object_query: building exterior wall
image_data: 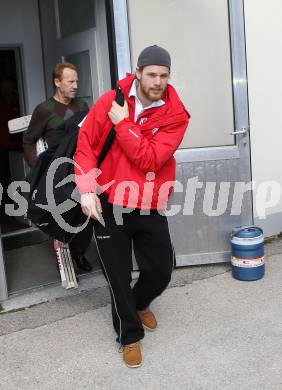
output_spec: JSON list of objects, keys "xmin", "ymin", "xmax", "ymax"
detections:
[
  {"xmin": 244, "ymin": 0, "xmax": 282, "ymax": 236},
  {"xmin": 0, "ymin": 0, "xmax": 45, "ymax": 113},
  {"xmin": 0, "ymin": 1, "xmax": 280, "ymax": 302}
]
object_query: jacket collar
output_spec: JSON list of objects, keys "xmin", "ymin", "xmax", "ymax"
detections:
[
  {"xmin": 128, "ymin": 79, "xmax": 165, "ymax": 109},
  {"xmin": 117, "ymin": 73, "xmax": 190, "ymax": 121}
]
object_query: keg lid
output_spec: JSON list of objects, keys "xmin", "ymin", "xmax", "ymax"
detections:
[{"xmin": 232, "ymin": 225, "xmax": 263, "ymax": 239}]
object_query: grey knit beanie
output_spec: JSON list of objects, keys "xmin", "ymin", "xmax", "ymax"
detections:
[{"xmin": 137, "ymin": 45, "xmax": 171, "ymax": 68}]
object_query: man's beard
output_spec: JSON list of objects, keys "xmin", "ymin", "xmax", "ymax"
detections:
[{"xmin": 139, "ymin": 82, "xmax": 164, "ymax": 102}]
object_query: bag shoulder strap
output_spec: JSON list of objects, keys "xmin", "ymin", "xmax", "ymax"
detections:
[{"xmin": 96, "ymin": 87, "xmax": 124, "ymax": 167}]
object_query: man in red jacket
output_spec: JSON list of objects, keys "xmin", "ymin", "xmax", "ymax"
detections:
[{"xmin": 74, "ymin": 45, "xmax": 190, "ymax": 368}]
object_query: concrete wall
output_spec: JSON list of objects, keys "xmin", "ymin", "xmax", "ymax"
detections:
[
  {"xmin": 0, "ymin": 0, "xmax": 45, "ymax": 113},
  {"xmin": 244, "ymin": 0, "xmax": 282, "ymax": 236}
]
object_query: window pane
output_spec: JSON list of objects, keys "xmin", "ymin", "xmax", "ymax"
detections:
[
  {"xmin": 57, "ymin": 0, "xmax": 95, "ymax": 38},
  {"xmin": 127, "ymin": 0, "xmax": 235, "ymax": 148}
]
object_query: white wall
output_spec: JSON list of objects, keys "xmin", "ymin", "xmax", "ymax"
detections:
[
  {"xmin": 244, "ymin": 0, "xmax": 282, "ymax": 236},
  {"xmin": 0, "ymin": 0, "xmax": 45, "ymax": 113}
]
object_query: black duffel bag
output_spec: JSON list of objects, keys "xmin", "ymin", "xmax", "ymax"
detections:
[{"xmin": 24, "ymin": 88, "xmax": 124, "ymax": 243}]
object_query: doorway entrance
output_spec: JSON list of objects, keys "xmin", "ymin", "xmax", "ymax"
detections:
[
  {"xmin": 0, "ymin": 0, "xmax": 113, "ymax": 301},
  {"xmin": 0, "ymin": 48, "xmax": 27, "ymax": 234},
  {"xmin": 0, "ymin": 48, "xmax": 56, "ymax": 296}
]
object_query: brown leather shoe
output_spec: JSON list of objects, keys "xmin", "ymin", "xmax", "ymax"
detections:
[
  {"xmin": 138, "ymin": 308, "xmax": 158, "ymax": 331},
  {"xmin": 123, "ymin": 342, "xmax": 142, "ymax": 368}
]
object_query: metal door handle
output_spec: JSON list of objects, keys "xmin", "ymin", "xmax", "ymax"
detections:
[{"xmin": 230, "ymin": 127, "xmax": 248, "ymax": 135}]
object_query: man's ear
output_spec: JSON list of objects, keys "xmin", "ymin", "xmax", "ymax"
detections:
[
  {"xmin": 136, "ymin": 68, "xmax": 141, "ymax": 80},
  {"xmin": 54, "ymin": 78, "xmax": 60, "ymax": 88}
]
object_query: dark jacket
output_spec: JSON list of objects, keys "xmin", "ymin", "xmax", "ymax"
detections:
[{"xmin": 25, "ymin": 110, "xmax": 89, "ymax": 243}]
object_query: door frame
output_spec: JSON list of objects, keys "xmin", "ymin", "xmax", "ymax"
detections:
[
  {"xmin": 112, "ymin": 0, "xmax": 131, "ymax": 79},
  {"xmin": 112, "ymin": 0, "xmax": 253, "ymax": 266}
]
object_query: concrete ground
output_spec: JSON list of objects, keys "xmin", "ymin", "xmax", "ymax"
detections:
[{"xmin": 0, "ymin": 239, "xmax": 281, "ymax": 390}]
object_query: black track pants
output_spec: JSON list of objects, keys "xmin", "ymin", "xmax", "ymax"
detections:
[
  {"xmin": 69, "ymin": 220, "xmax": 93, "ymax": 257},
  {"xmin": 93, "ymin": 197, "xmax": 175, "ymax": 346}
]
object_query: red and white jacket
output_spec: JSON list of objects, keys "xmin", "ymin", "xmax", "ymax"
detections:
[{"xmin": 74, "ymin": 73, "xmax": 190, "ymax": 209}]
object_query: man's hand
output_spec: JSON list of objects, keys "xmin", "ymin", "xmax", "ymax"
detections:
[
  {"xmin": 108, "ymin": 100, "xmax": 129, "ymax": 125},
  {"xmin": 80, "ymin": 192, "xmax": 102, "ymax": 220}
]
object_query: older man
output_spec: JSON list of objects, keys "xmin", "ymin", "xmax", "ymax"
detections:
[
  {"xmin": 74, "ymin": 45, "xmax": 190, "ymax": 367},
  {"xmin": 23, "ymin": 63, "xmax": 92, "ymax": 273}
]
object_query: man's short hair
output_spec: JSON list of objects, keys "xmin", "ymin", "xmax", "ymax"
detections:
[{"xmin": 52, "ymin": 62, "xmax": 77, "ymax": 86}]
